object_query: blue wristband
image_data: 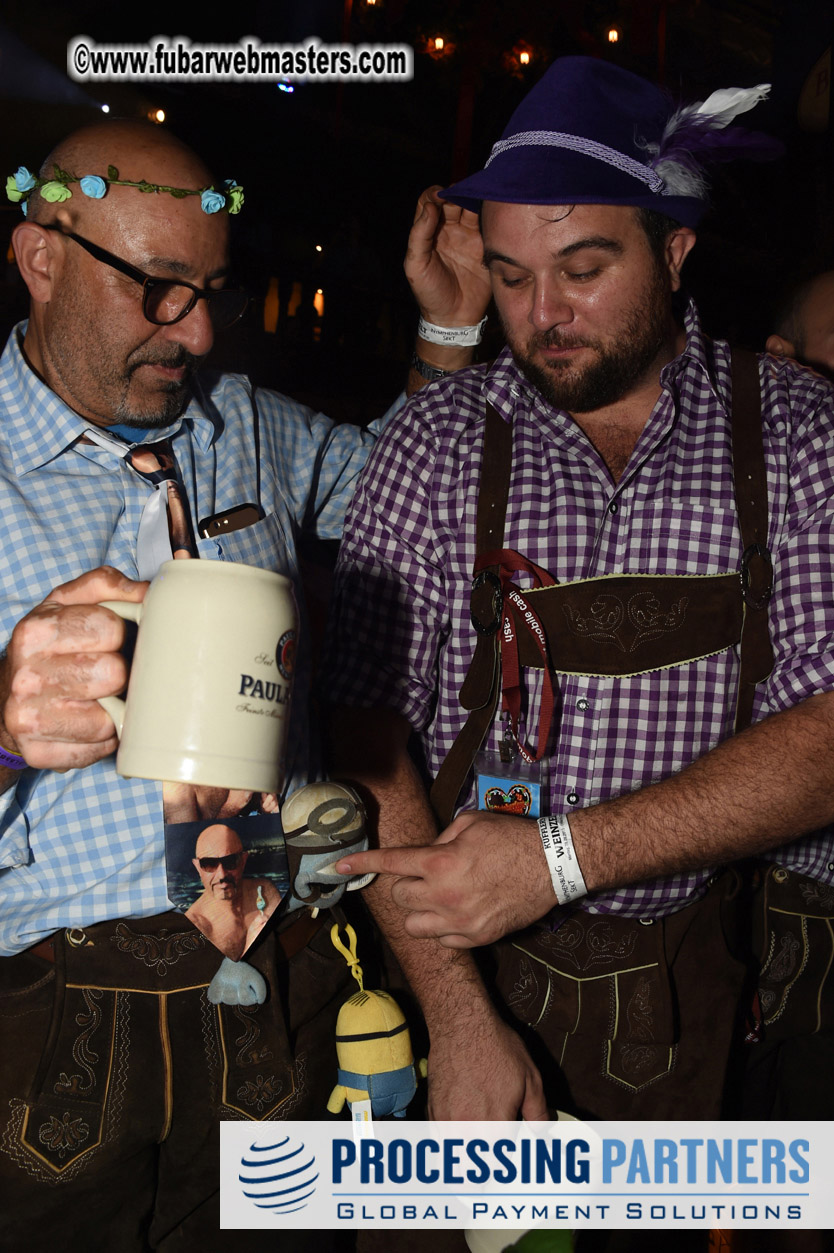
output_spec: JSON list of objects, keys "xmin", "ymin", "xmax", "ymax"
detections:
[{"xmin": 0, "ymin": 744, "xmax": 27, "ymax": 770}]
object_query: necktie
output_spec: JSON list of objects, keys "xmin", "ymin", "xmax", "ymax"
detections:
[
  {"xmin": 80, "ymin": 427, "xmax": 197, "ymax": 578},
  {"xmin": 125, "ymin": 442, "xmax": 198, "ymax": 575}
]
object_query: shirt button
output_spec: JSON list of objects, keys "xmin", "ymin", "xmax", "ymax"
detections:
[
  {"xmin": 509, "ymin": 384, "xmax": 520, "ymax": 397},
  {"xmin": 608, "ymin": 502, "xmax": 619, "ymax": 515},
  {"xmin": 577, "ymin": 698, "xmax": 591, "ymax": 712},
  {"xmin": 566, "ymin": 791, "xmax": 579, "ymax": 805},
  {"xmin": 828, "ymin": 862, "xmax": 834, "ymax": 873}
]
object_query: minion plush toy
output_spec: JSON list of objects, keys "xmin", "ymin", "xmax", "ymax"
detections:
[{"xmin": 327, "ymin": 924, "xmax": 426, "ymax": 1119}]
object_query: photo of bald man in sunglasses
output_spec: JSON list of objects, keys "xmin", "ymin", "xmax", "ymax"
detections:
[{"xmin": 186, "ymin": 824, "xmax": 280, "ymax": 960}]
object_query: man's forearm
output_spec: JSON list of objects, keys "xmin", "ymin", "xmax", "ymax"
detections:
[
  {"xmin": 334, "ymin": 692, "xmax": 834, "ymax": 950},
  {"xmin": 329, "ymin": 706, "xmax": 495, "ymax": 1028},
  {"xmin": 571, "ymin": 689, "xmax": 834, "ymax": 891}
]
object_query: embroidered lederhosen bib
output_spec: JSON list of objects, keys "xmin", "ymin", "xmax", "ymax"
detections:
[{"xmin": 430, "ymin": 348, "xmax": 774, "ymax": 827}]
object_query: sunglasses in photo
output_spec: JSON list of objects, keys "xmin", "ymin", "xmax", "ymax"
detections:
[{"xmin": 197, "ymin": 853, "xmax": 243, "ymax": 872}]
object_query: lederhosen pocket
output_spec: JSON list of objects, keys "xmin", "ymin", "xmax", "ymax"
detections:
[
  {"xmin": 495, "ymin": 910, "xmax": 676, "ymax": 1089},
  {"xmin": 4, "ymin": 914, "xmax": 317, "ymax": 1183},
  {"xmin": 755, "ymin": 864, "xmax": 834, "ymax": 1040},
  {"xmin": 493, "ymin": 870, "xmax": 746, "ymax": 1099}
]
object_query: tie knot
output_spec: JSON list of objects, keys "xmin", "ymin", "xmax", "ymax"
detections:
[{"xmin": 125, "ymin": 440, "xmax": 178, "ymax": 485}]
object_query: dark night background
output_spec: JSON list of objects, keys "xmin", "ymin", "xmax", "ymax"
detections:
[{"xmin": 1, "ymin": 0, "xmax": 833, "ymax": 422}]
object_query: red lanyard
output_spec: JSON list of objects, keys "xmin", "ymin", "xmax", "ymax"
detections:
[{"xmin": 474, "ymin": 549, "xmax": 556, "ymax": 763}]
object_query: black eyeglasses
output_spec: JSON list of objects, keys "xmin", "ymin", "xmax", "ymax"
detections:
[
  {"xmin": 41, "ymin": 223, "xmax": 248, "ymax": 330},
  {"xmin": 197, "ymin": 853, "xmax": 243, "ymax": 872}
]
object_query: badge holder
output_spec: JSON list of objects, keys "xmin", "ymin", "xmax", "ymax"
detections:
[{"xmin": 475, "ymin": 717, "xmax": 547, "ymax": 818}]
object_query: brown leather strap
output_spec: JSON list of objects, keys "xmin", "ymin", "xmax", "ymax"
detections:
[
  {"xmin": 26, "ymin": 935, "xmax": 57, "ymax": 963},
  {"xmin": 430, "ymin": 404, "xmax": 511, "ymax": 824},
  {"xmin": 730, "ymin": 347, "xmax": 774, "ymax": 732},
  {"xmin": 275, "ymin": 907, "xmax": 326, "ymax": 961}
]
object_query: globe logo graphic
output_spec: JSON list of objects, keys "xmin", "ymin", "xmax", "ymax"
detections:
[{"xmin": 239, "ymin": 1134, "xmax": 319, "ymax": 1214}]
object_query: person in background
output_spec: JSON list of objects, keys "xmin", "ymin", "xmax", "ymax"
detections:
[{"xmin": 766, "ymin": 268, "xmax": 834, "ymax": 379}]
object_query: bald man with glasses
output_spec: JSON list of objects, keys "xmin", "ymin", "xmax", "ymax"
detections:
[{"xmin": 0, "ymin": 119, "xmax": 486, "ymax": 1252}]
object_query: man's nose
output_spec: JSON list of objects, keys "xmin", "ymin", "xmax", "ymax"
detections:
[
  {"xmin": 529, "ymin": 280, "xmax": 573, "ymax": 331},
  {"xmin": 162, "ymin": 297, "xmax": 215, "ymax": 357}
]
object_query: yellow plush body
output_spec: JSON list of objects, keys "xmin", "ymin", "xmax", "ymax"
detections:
[{"xmin": 327, "ymin": 929, "xmax": 426, "ymax": 1118}]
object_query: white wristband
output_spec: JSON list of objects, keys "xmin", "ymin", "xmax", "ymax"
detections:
[
  {"xmin": 417, "ymin": 315, "xmax": 487, "ymax": 347},
  {"xmin": 538, "ymin": 814, "xmax": 588, "ymax": 906}
]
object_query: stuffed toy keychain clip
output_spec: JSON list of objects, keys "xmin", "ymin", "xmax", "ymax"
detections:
[{"xmin": 327, "ymin": 922, "xmax": 426, "ymax": 1122}]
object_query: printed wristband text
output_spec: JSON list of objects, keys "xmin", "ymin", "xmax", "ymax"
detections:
[
  {"xmin": 538, "ymin": 813, "xmax": 588, "ymax": 906},
  {"xmin": 417, "ymin": 316, "xmax": 487, "ymax": 347}
]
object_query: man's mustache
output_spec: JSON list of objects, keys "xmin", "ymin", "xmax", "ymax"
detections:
[
  {"xmin": 127, "ymin": 346, "xmax": 203, "ymax": 376},
  {"xmin": 533, "ymin": 331, "xmax": 594, "ymax": 352}
]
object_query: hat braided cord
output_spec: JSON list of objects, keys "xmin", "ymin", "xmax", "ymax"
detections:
[{"xmin": 485, "ymin": 130, "xmax": 667, "ymax": 193}]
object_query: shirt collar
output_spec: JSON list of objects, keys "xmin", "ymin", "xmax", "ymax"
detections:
[
  {"xmin": 481, "ymin": 298, "xmax": 728, "ymax": 422},
  {"xmin": 660, "ymin": 299, "xmax": 728, "ymax": 411},
  {"xmin": 0, "ymin": 323, "xmax": 218, "ymax": 476}
]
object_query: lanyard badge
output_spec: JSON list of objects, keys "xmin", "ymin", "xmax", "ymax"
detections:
[
  {"xmin": 472, "ymin": 548, "xmax": 557, "ymax": 819},
  {"xmin": 475, "ymin": 718, "xmax": 547, "ymax": 818}
]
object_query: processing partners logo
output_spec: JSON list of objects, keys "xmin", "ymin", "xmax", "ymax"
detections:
[
  {"xmin": 238, "ymin": 1133, "xmax": 318, "ymax": 1216},
  {"xmin": 222, "ymin": 1120, "xmax": 830, "ymax": 1231}
]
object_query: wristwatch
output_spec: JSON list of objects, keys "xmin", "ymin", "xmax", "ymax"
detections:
[{"xmin": 410, "ymin": 352, "xmax": 452, "ymax": 383}]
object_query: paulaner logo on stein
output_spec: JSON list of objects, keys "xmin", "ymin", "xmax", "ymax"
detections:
[
  {"xmin": 237, "ymin": 672, "xmax": 291, "ymax": 707},
  {"xmin": 99, "ymin": 560, "xmax": 299, "ymax": 795}
]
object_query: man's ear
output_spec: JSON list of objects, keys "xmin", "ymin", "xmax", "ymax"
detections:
[
  {"xmin": 12, "ymin": 220, "xmax": 63, "ymax": 304},
  {"xmin": 666, "ymin": 227, "xmax": 697, "ymax": 292},
  {"xmin": 766, "ymin": 333, "xmax": 796, "ymax": 359}
]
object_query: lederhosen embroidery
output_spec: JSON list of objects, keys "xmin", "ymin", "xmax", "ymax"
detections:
[{"xmin": 430, "ymin": 347, "xmax": 773, "ymax": 826}]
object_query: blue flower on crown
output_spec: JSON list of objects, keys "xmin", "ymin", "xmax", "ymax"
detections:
[
  {"xmin": 200, "ymin": 189, "xmax": 226, "ymax": 214},
  {"xmin": 80, "ymin": 175, "xmax": 107, "ymax": 200},
  {"xmin": 14, "ymin": 167, "xmax": 36, "ymax": 193}
]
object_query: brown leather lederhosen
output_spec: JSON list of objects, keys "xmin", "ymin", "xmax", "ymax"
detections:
[
  {"xmin": 429, "ymin": 348, "xmax": 774, "ymax": 1119},
  {"xmin": 431, "ymin": 346, "xmax": 773, "ymax": 826}
]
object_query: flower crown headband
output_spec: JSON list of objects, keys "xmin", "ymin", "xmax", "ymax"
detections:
[{"xmin": 6, "ymin": 165, "xmax": 244, "ymax": 216}]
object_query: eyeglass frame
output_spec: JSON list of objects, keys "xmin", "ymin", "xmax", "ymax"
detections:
[{"xmin": 39, "ymin": 222, "xmax": 249, "ymax": 329}]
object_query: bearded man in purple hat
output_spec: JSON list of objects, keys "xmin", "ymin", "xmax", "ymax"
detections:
[{"xmin": 326, "ymin": 55, "xmax": 834, "ymax": 1149}]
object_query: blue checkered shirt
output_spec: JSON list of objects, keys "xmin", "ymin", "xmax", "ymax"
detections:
[
  {"xmin": 327, "ymin": 303, "xmax": 834, "ymax": 919},
  {"xmin": 0, "ymin": 324, "xmax": 393, "ymax": 953}
]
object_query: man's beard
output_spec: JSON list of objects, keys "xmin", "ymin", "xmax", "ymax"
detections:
[
  {"xmin": 113, "ymin": 345, "xmax": 202, "ymax": 428},
  {"xmin": 503, "ymin": 266, "xmax": 671, "ymax": 414}
]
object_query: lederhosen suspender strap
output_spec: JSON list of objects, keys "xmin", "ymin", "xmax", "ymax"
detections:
[
  {"xmin": 430, "ymin": 347, "xmax": 774, "ymax": 827},
  {"xmin": 731, "ymin": 349, "xmax": 774, "ymax": 733},
  {"xmin": 430, "ymin": 412, "xmax": 512, "ymax": 827}
]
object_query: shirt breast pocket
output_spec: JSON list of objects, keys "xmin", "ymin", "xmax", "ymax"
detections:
[
  {"xmin": 195, "ymin": 510, "xmax": 296, "ymax": 578},
  {"xmin": 643, "ymin": 500, "xmax": 740, "ymax": 572}
]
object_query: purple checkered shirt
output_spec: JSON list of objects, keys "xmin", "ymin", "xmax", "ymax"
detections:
[{"xmin": 327, "ymin": 303, "xmax": 834, "ymax": 918}]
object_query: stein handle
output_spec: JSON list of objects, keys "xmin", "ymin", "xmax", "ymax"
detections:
[{"xmin": 96, "ymin": 600, "xmax": 144, "ymax": 737}]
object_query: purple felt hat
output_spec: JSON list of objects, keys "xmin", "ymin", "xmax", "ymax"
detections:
[{"xmin": 441, "ymin": 57, "xmax": 774, "ymax": 227}]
